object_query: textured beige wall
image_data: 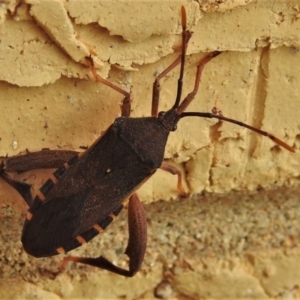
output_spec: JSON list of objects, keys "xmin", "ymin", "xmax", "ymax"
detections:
[{"xmin": 0, "ymin": 0, "xmax": 300, "ymax": 299}]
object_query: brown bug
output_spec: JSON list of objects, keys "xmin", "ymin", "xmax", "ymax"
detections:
[{"xmin": 0, "ymin": 6, "xmax": 294, "ymax": 277}]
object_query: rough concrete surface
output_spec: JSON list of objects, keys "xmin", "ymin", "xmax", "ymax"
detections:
[{"xmin": 0, "ymin": 0, "xmax": 300, "ymax": 299}]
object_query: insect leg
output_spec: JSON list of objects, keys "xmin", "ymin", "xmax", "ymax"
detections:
[
  {"xmin": 2, "ymin": 150, "xmax": 78, "ymax": 173},
  {"xmin": 60, "ymin": 193, "xmax": 147, "ymax": 277},
  {"xmin": 176, "ymin": 51, "xmax": 221, "ymax": 114},
  {"xmin": 160, "ymin": 161, "xmax": 188, "ymax": 196},
  {"xmin": 0, "ymin": 150, "xmax": 78, "ymax": 206},
  {"xmin": 87, "ymin": 56, "xmax": 132, "ymax": 117},
  {"xmin": 152, "ymin": 56, "xmax": 182, "ymax": 117},
  {"xmin": 0, "ymin": 171, "xmax": 33, "ymax": 206}
]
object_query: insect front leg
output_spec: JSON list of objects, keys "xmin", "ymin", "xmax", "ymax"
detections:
[
  {"xmin": 160, "ymin": 161, "xmax": 189, "ymax": 197},
  {"xmin": 60, "ymin": 193, "xmax": 147, "ymax": 277},
  {"xmin": 176, "ymin": 51, "xmax": 221, "ymax": 114}
]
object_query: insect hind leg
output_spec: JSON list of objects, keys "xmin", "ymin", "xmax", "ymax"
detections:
[
  {"xmin": 1, "ymin": 171, "xmax": 33, "ymax": 206},
  {"xmin": 0, "ymin": 150, "xmax": 78, "ymax": 206},
  {"xmin": 60, "ymin": 193, "xmax": 147, "ymax": 277}
]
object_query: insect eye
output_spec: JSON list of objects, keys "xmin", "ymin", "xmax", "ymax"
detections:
[{"xmin": 158, "ymin": 111, "xmax": 165, "ymax": 117}]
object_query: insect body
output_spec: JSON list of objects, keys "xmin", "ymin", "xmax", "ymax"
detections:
[
  {"xmin": 23, "ymin": 116, "xmax": 170, "ymax": 256},
  {"xmin": 0, "ymin": 7, "xmax": 294, "ymax": 277}
]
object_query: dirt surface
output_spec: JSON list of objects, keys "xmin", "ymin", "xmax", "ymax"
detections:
[{"xmin": 1, "ymin": 185, "xmax": 300, "ymax": 299}]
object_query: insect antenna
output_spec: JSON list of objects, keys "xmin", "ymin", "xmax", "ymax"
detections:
[
  {"xmin": 172, "ymin": 12, "xmax": 294, "ymax": 153},
  {"xmin": 172, "ymin": 6, "xmax": 189, "ymax": 110},
  {"xmin": 157, "ymin": 7, "xmax": 294, "ymax": 153},
  {"xmin": 180, "ymin": 112, "xmax": 295, "ymax": 152}
]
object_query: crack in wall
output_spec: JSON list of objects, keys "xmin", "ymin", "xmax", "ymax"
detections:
[
  {"xmin": 208, "ymin": 121, "xmax": 222, "ymax": 188},
  {"xmin": 247, "ymin": 47, "xmax": 269, "ymax": 158}
]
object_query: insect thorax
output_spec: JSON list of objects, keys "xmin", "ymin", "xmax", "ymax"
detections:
[{"xmin": 114, "ymin": 117, "xmax": 170, "ymax": 169}]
